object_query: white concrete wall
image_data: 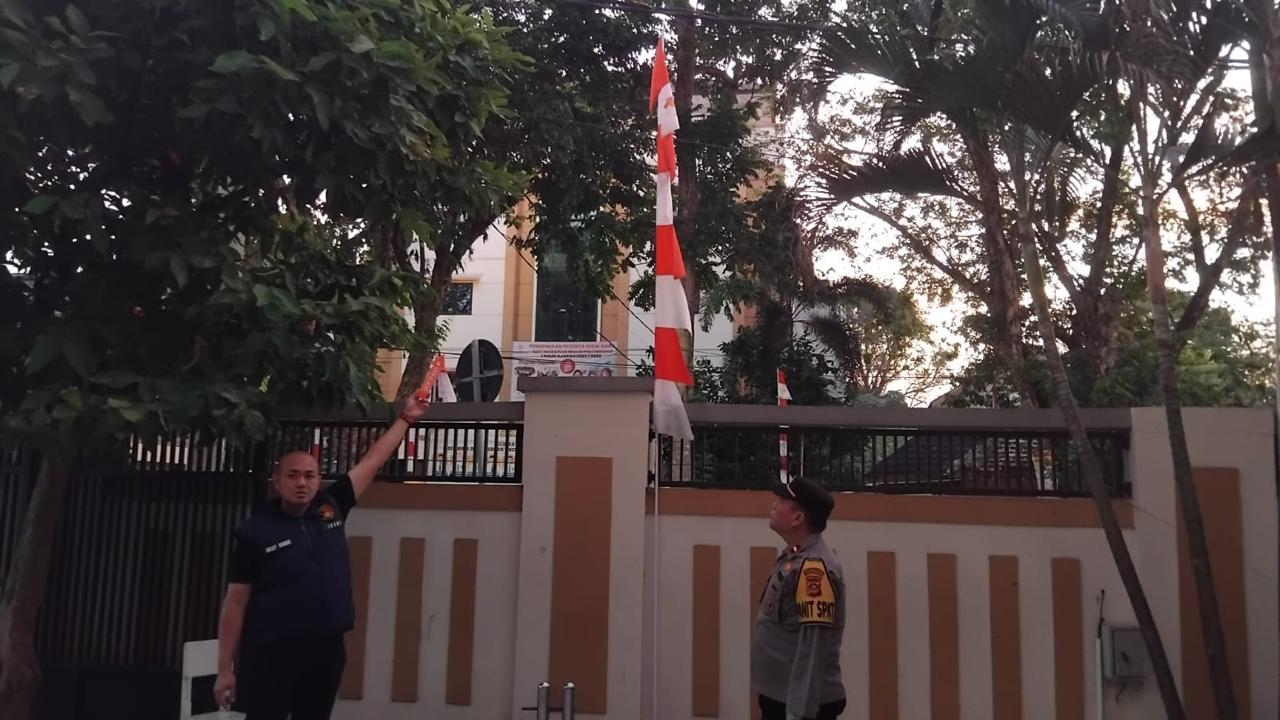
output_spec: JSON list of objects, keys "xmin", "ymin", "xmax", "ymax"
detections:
[
  {"xmin": 333, "ymin": 507, "xmax": 522, "ymax": 720},
  {"xmin": 638, "ymin": 408, "xmax": 1278, "ymax": 720},
  {"xmin": 1129, "ymin": 407, "xmax": 1279, "ymax": 720}
]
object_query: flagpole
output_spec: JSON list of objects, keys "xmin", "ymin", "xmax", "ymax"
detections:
[
  {"xmin": 652, "ymin": 441, "xmax": 661, "ymax": 720},
  {"xmin": 648, "ymin": 36, "xmax": 694, "ymax": 720}
]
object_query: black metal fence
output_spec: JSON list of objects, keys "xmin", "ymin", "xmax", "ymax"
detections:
[
  {"xmin": 271, "ymin": 419, "xmax": 522, "ymax": 484},
  {"xmin": 656, "ymin": 407, "xmax": 1132, "ymax": 498}
]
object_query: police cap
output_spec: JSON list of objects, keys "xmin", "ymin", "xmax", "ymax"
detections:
[{"xmin": 772, "ymin": 476, "xmax": 835, "ymax": 527}]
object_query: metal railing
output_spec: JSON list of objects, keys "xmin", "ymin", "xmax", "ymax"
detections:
[
  {"xmin": 655, "ymin": 406, "xmax": 1131, "ymax": 498},
  {"xmin": 118, "ymin": 404, "xmax": 526, "ymax": 484}
]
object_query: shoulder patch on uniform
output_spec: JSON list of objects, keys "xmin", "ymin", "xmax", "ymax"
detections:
[{"xmin": 795, "ymin": 558, "xmax": 837, "ymax": 626}]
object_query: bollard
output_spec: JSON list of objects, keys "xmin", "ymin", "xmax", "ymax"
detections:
[
  {"xmin": 536, "ymin": 682, "xmax": 551, "ymax": 720},
  {"xmin": 561, "ymin": 682, "xmax": 575, "ymax": 720}
]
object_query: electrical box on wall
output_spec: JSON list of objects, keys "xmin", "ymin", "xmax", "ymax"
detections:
[{"xmin": 1102, "ymin": 625, "xmax": 1147, "ymax": 680}]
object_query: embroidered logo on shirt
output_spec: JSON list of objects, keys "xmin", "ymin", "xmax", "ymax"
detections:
[
  {"xmin": 265, "ymin": 539, "xmax": 292, "ymax": 554},
  {"xmin": 795, "ymin": 558, "xmax": 837, "ymax": 626},
  {"xmin": 317, "ymin": 504, "xmax": 336, "ymax": 521},
  {"xmin": 325, "ymin": 520, "xmax": 343, "ymax": 530}
]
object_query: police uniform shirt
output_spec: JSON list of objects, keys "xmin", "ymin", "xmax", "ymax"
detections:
[
  {"xmin": 751, "ymin": 534, "xmax": 846, "ymax": 718},
  {"xmin": 229, "ymin": 475, "xmax": 358, "ymax": 647}
]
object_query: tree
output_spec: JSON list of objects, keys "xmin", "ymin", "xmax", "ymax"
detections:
[
  {"xmin": 798, "ymin": 0, "xmax": 1266, "ymax": 408},
  {"xmin": 805, "ymin": 282, "xmax": 948, "ymax": 405},
  {"xmin": 0, "ymin": 1, "xmax": 521, "ymax": 716},
  {"xmin": 653, "ymin": 0, "xmax": 833, "ymax": 371},
  {"xmin": 1009, "ymin": 117, "xmax": 1185, "ymax": 716},
  {"xmin": 1122, "ymin": 0, "xmax": 1262, "ymax": 710},
  {"xmin": 384, "ymin": 0, "xmax": 660, "ymax": 399}
]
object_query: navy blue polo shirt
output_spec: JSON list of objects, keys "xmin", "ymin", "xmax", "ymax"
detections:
[{"xmin": 229, "ymin": 476, "xmax": 357, "ymax": 646}]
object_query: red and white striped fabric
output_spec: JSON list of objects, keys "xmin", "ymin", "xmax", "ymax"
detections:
[
  {"xmin": 778, "ymin": 369, "xmax": 791, "ymax": 482},
  {"xmin": 649, "ymin": 38, "xmax": 693, "ymax": 441}
]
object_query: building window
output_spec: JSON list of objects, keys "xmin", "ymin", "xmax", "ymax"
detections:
[
  {"xmin": 441, "ymin": 282, "xmax": 473, "ymax": 316},
  {"xmin": 535, "ymin": 247, "xmax": 598, "ymax": 342}
]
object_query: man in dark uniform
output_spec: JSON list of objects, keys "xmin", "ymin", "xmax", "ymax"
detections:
[
  {"xmin": 752, "ymin": 476, "xmax": 847, "ymax": 720},
  {"xmin": 213, "ymin": 396, "xmax": 427, "ymax": 719}
]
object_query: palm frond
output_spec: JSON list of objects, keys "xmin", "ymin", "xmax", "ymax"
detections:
[
  {"xmin": 1191, "ymin": 1, "xmax": 1250, "ymax": 74},
  {"xmin": 1173, "ymin": 97, "xmax": 1233, "ymax": 175},
  {"xmin": 805, "ymin": 311, "xmax": 864, "ymax": 377},
  {"xmin": 876, "ymin": 56, "xmax": 1006, "ymax": 138},
  {"xmin": 822, "ymin": 277, "xmax": 901, "ymax": 315},
  {"xmin": 1189, "ymin": 125, "xmax": 1280, "ymax": 175},
  {"xmin": 810, "ymin": 147, "xmax": 969, "ymax": 206},
  {"xmin": 1015, "ymin": 0, "xmax": 1108, "ymax": 44},
  {"xmin": 999, "ymin": 53, "xmax": 1100, "ymax": 155},
  {"xmin": 802, "ymin": 24, "xmax": 924, "ymax": 106}
]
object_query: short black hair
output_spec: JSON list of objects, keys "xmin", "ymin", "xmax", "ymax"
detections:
[{"xmin": 804, "ymin": 510, "xmax": 828, "ymax": 534}]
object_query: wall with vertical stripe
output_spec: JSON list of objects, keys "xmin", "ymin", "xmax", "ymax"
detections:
[
  {"xmin": 333, "ymin": 486, "xmax": 522, "ymax": 720},
  {"xmin": 326, "ymin": 407, "xmax": 1277, "ymax": 720}
]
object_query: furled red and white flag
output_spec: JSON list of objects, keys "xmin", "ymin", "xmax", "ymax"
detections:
[
  {"xmin": 777, "ymin": 368, "xmax": 792, "ymax": 403},
  {"xmin": 778, "ymin": 369, "xmax": 790, "ymax": 482},
  {"xmin": 650, "ymin": 38, "xmax": 693, "ymax": 441}
]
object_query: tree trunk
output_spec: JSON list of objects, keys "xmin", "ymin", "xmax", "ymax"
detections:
[
  {"xmin": 0, "ymin": 453, "xmax": 73, "ymax": 720},
  {"xmin": 394, "ymin": 241, "xmax": 453, "ymax": 401},
  {"xmin": 1246, "ymin": 10, "xmax": 1280, "ymax": 716},
  {"xmin": 672, "ymin": 13, "xmax": 700, "ymax": 375},
  {"xmin": 956, "ymin": 118, "xmax": 1034, "ymax": 405},
  {"xmin": 1072, "ymin": 109, "xmax": 1131, "ymax": 389},
  {"xmin": 1011, "ymin": 150, "xmax": 1186, "ymax": 717},
  {"xmin": 1142, "ymin": 186, "xmax": 1239, "ymax": 719}
]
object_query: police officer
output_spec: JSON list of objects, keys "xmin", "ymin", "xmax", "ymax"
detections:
[
  {"xmin": 752, "ymin": 476, "xmax": 847, "ymax": 720},
  {"xmin": 212, "ymin": 396, "xmax": 428, "ymax": 719}
]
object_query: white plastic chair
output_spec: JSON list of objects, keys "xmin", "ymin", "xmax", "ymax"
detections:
[{"xmin": 180, "ymin": 639, "xmax": 245, "ymax": 720}]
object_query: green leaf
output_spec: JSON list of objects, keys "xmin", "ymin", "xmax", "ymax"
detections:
[
  {"xmin": 62, "ymin": 332, "xmax": 96, "ymax": 378},
  {"xmin": 106, "ymin": 396, "xmax": 131, "ymax": 409},
  {"xmin": 93, "ymin": 371, "xmax": 139, "ymax": 388},
  {"xmin": 253, "ymin": 285, "xmax": 271, "ymax": 307},
  {"xmin": 170, "ymin": 255, "xmax": 189, "ymax": 287},
  {"xmin": 277, "ymin": 0, "xmax": 318, "ymax": 22},
  {"xmin": 306, "ymin": 86, "xmax": 331, "ymax": 130},
  {"xmin": 303, "ymin": 52, "xmax": 336, "ymax": 72},
  {"xmin": 259, "ymin": 55, "xmax": 298, "ymax": 81},
  {"xmin": 118, "ymin": 405, "xmax": 147, "ymax": 423},
  {"xmin": 22, "ymin": 195, "xmax": 57, "ymax": 214},
  {"xmin": 348, "ymin": 35, "xmax": 376, "ymax": 53},
  {"xmin": 66, "ymin": 85, "xmax": 113, "ymax": 125},
  {"xmin": 210, "ymin": 50, "xmax": 258, "ymax": 74},
  {"xmin": 0, "ymin": 62, "xmax": 19, "ymax": 89},
  {"xmin": 257, "ymin": 16, "xmax": 276, "ymax": 41},
  {"xmin": 52, "ymin": 404, "xmax": 78, "ymax": 420},
  {"xmin": 64, "ymin": 4, "xmax": 89, "ymax": 35},
  {"xmin": 60, "ymin": 387, "xmax": 83, "ymax": 409},
  {"xmin": 25, "ymin": 332, "xmax": 60, "ymax": 374}
]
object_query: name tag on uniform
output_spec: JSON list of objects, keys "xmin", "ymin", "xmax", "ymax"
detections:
[
  {"xmin": 325, "ymin": 520, "xmax": 343, "ymax": 531},
  {"xmin": 265, "ymin": 539, "xmax": 292, "ymax": 554}
]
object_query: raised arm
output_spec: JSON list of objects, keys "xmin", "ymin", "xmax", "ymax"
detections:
[{"xmin": 347, "ymin": 395, "xmax": 429, "ymax": 498}]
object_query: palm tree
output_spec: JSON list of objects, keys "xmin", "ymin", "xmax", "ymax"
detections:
[{"xmin": 798, "ymin": 0, "xmax": 1195, "ymax": 714}]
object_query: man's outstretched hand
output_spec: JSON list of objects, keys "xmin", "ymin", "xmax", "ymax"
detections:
[{"xmin": 401, "ymin": 393, "xmax": 429, "ymax": 423}]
